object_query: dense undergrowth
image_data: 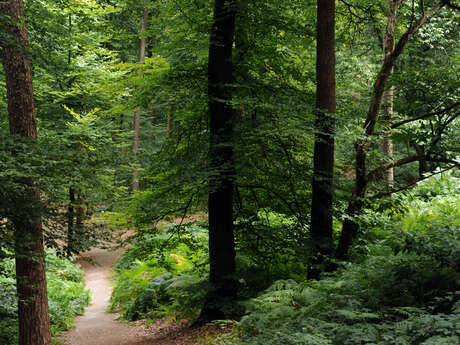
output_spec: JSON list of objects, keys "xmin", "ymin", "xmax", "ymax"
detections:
[
  {"xmin": 110, "ymin": 213, "xmax": 311, "ymax": 322},
  {"xmin": 110, "ymin": 223, "xmax": 210, "ymax": 321},
  {"xmin": 112, "ymin": 173, "xmax": 460, "ymax": 344},
  {"xmin": 0, "ymin": 250, "xmax": 90, "ymax": 345},
  {"xmin": 204, "ymin": 174, "xmax": 460, "ymax": 345}
]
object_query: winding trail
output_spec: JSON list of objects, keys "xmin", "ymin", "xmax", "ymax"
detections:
[
  {"xmin": 61, "ymin": 247, "xmax": 150, "ymax": 345},
  {"xmin": 60, "ymin": 245, "xmax": 227, "ymax": 345}
]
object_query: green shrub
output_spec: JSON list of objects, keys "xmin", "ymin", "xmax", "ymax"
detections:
[
  {"xmin": 238, "ymin": 274, "xmax": 460, "ymax": 344},
  {"xmin": 45, "ymin": 252, "xmax": 85, "ymax": 282},
  {"xmin": 0, "ymin": 250, "xmax": 90, "ymax": 345},
  {"xmin": 236, "ymin": 182, "xmax": 460, "ymax": 345},
  {"xmin": 111, "ymin": 224, "xmax": 209, "ymax": 321},
  {"xmin": 47, "ymin": 273, "xmax": 90, "ymax": 333}
]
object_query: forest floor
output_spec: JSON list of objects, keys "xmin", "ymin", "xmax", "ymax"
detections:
[{"xmin": 59, "ymin": 245, "xmax": 226, "ymax": 345}]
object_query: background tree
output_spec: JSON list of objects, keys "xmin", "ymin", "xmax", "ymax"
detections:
[{"xmin": 132, "ymin": 2, "xmax": 150, "ymax": 192}]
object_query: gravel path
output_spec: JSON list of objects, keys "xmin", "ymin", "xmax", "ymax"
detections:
[{"xmin": 60, "ymin": 246, "xmax": 230, "ymax": 345}]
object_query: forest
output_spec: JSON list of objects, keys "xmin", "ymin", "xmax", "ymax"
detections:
[{"xmin": 0, "ymin": 0, "xmax": 459, "ymax": 344}]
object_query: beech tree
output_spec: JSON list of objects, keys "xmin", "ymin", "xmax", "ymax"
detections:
[
  {"xmin": 198, "ymin": 0, "xmax": 238, "ymax": 323},
  {"xmin": 0, "ymin": 0, "xmax": 52, "ymax": 343},
  {"xmin": 308, "ymin": 0, "xmax": 336, "ymax": 279}
]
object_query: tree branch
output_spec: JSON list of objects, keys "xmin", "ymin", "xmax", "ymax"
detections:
[
  {"xmin": 367, "ymin": 154, "xmax": 425, "ymax": 182},
  {"xmin": 391, "ymin": 102, "xmax": 460, "ymax": 128},
  {"xmin": 363, "ymin": 0, "xmax": 447, "ymax": 136},
  {"xmin": 367, "ymin": 154, "xmax": 459, "ymax": 182},
  {"xmin": 369, "ymin": 165, "xmax": 457, "ymax": 199}
]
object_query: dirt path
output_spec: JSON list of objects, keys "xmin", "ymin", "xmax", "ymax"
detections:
[
  {"xmin": 61, "ymin": 247, "xmax": 149, "ymax": 345},
  {"xmin": 60, "ymin": 246, "xmax": 229, "ymax": 345}
]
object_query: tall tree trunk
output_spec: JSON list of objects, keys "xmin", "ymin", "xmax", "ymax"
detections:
[
  {"xmin": 308, "ymin": 0, "xmax": 336, "ymax": 279},
  {"xmin": 380, "ymin": 85, "xmax": 394, "ymax": 185},
  {"xmin": 67, "ymin": 16, "xmax": 75, "ymax": 258},
  {"xmin": 132, "ymin": 4, "xmax": 149, "ymax": 191},
  {"xmin": 1, "ymin": 1, "xmax": 52, "ymax": 344},
  {"xmin": 67, "ymin": 186, "xmax": 75, "ymax": 257},
  {"xmin": 380, "ymin": 2, "xmax": 396, "ymax": 187},
  {"xmin": 197, "ymin": 0, "xmax": 237, "ymax": 324},
  {"xmin": 336, "ymin": 0, "xmax": 447, "ymax": 260}
]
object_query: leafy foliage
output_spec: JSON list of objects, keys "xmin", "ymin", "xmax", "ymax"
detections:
[
  {"xmin": 110, "ymin": 224, "xmax": 209, "ymax": 321},
  {"xmin": 203, "ymin": 178, "xmax": 460, "ymax": 344},
  {"xmin": 0, "ymin": 250, "xmax": 90, "ymax": 345}
]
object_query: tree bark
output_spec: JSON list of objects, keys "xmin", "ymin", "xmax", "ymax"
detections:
[
  {"xmin": 308, "ymin": 0, "xmax": 336, "ymax": 279},
  {"xmin": 380, "ymin": 0, "xmax": 397, "ymax": 187},
  {"xmin": 413, "ymin": 143, "xmax": 428, "ymax": 179},
  {"xmin": 132, "ymin": 4, "xmax": 149, "ymax": 192},
  {"xmin": 197, "ymin": 0, "xmax": 237, "ymax": 324},
  {"xmin": 1, "ymin": 0, "xmax": 52, "ymax": 344},
  {"xmin": 167, "ymin": 110, "xmax": 174, "ymax": 137},
  {"xmin": 336, "ymin": 0, "xmax": 447, "ymax": 260},
  {"xmin": 380, "ymin": 84, "xmax": 394, "ymax": 186},
  {"xmin": 67, "ymin": 186, "xmax": 75, "ymax": 257},
  {"xmin": 76, "ymin": 193, "xmax": 86, "ymax": 230}
]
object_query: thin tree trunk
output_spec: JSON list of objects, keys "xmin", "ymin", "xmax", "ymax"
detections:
[
  {"xmin": 380, "ymin": 2, "xmax": 396, "ymax": 187},
  {"xmin": 197, "ymin": 0, "xmax": 237, "ymax": 324},
  {"xmin": 413, "ymin": 143, "xmax": 428, "ymax": 179},
  {"xmin": 1, "ymin": 1, "xmax": 52, "ymax": 344},
  {"xmin": 167, "ymin": 110, "xmax": 174, "ymax": 137},
  {"xmin": 67, "ymin": 15, "xmax": 75, "ymax": 258},
  {"xmin": 67, "ymin": 186, "xmax": 75, "ymax": 257},
  {"xmin": 132, "ymin": 4, "xmax": 149, "ymax": 191},
  {"xmin": 336, "ymin": 0, "xmax": 447, "ymax": 260},
  {"xmin": 308, "ymin": 0, "xmax": 336, "ymax": 279},
  {"xmin": 380, "ymin": 83, "xmax": 394, "ymax": 185}
]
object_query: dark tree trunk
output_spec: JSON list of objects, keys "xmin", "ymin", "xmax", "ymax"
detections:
[
  {"xmin": 67, "ymin": 186, "xmax": 75, "ymax": 257},
  {"xmin": 167, "ymin": 110, "xmax": 174, "ymax": 137},
  {"xmin": 197, "ymin": 0, "xmax": 237, "ymax": 324},
  {"xmin": 308, "ymin": 0, "xmax": 336, "ymax": 279},
  {"xmin": 413, "ymin": 143, "xmax": 428, "ymax": 180},
  {"xmin": 76, "ymin": 193, "xmax": 86, "ymax": 230},
  {"xmin": 1, "ymin": 0, "xmax": 52, "ymax": 344}
]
